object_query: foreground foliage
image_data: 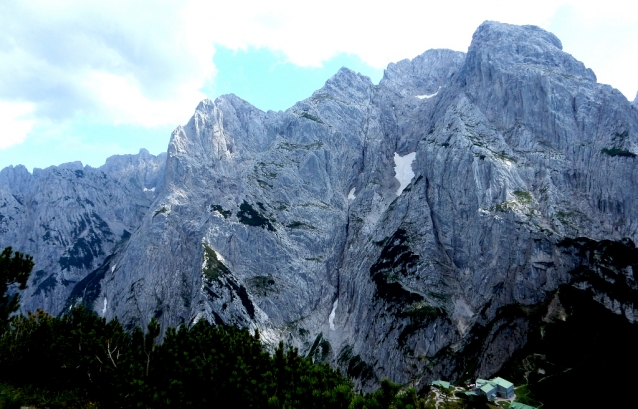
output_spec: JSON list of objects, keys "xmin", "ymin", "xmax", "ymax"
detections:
[
  {"xmin": 0, "ymin": 247, "xmax": 34, "ymax": 334},
  {"xmin": 0, "ymin": 307, "xmax": 432, "ymax": 409},
  {"xmin": 496, "ymin": 286, "xmax": 638, "ymax": 409},
  {"xmin": 0, "ymin": 246, "xmax": 440, "ymax": 409}
]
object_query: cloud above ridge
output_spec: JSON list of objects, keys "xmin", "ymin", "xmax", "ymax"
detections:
[{"xmin": 0, "ymin": 0, "xmax": 636, "ymax": 151}]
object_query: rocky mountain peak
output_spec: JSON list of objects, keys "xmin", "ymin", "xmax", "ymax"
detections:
[
  {"xmin": 3, "ymin": 21, "xmax": 638, "ymax": 393},
  {"xmin": 463, "ymin": 20, "xmax": 596, "ymax": 83},
  {"xmin": 0, "ymin": 149, "xmax": 166, "ymax": 316},
  {"xmin": 57, "ymin": 161, "xmax": 85, "ymax": 171},
  {"xmin": 101, "ymin": 148, "xmax": 167, "ymax": 194},
  {"xmin": 380, "ymin": 49, "xmax": 465, "ymax": 97},
  {"xmin": 172, "ymin": 94, "xmax": 272, "ymax": 163},
  {"xmin": 310, "ymin": 66, "xmax": 374, "ymax": 104},
  {"xmin": 0, "ymin": 164, "xmax": 32, "ymax": 192},
  {"xmin": 477, "ymin": 20, "xmax": 563, "ymax": 50}
]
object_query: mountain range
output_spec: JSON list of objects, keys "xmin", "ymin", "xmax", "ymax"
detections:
[{"xmin": 1, "ymin": 21, "xmax": 637, "ymax": 391}]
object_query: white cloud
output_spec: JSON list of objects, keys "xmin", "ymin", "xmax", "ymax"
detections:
[
  {"xmin": 85, "ymin": 71, "xmax": 207, "ymax": 127},
  {"xmin": 187, "ymin": 0, "xmax": 563, "ymax": 67},
  {"xmin": 184, "ymin": 0, "xmax": 636, "ymax": 97},
  {"xmin": 0, "ymin": 102, "xmax": 35, "ymax": 149},
  {"xmin": 0, "ymin": 0, "xmax": 213, "ymax": 127},
  {"xmin": 567, "ymin": 1, "xmax": 638, "ymax": 22},
  {"xmin": 0, "ymin": 0, "xmax": 636, "ymax": 152}
]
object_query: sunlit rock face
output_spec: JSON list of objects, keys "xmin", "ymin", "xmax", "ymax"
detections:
[{"xmin": 3, "ymin": 21, "xmax": 637, "ymax": 389}]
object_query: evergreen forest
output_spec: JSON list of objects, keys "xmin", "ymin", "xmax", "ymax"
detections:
[
  {"xmin": 5, "ymin": 241, "xmax": 634, "ymax": 409},
  {"xmin": 0, "ymin": 247, "xmax": 440, "ymax": 409}
]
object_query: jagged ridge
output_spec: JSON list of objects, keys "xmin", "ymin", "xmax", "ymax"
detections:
[{"xmin": 2, "ymin": 21, "xmax": 637, "ymax": 391}]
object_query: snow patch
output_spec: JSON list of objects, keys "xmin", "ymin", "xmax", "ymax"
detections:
[
  {"xmin": 143, "ymin": 187, "xmax": 156, "ymax": 192},
  {"xmin": 111, "ymin": 264, "xmax": 116, "ymax": 273},
  {"xmin": 329, "ymin": 299, "xmax": 338, "ymax": 330},
  {"xmin": 416, "ymin": 92, "xmax": 438, "ymax": 99},
  {"xmin": 416, "ymin": 87, "xmax": 440, "ymax": 99},
  {"xmin": 393, "ymin": 152, "xmax": 416, "ymax": 196},
  {"xmin": 348, "ymin": 187, "xmax": 356, "ymax": 201},
  {"xmin": 102, "ymin": 297, "xmax": 108, "ymax": 316}
]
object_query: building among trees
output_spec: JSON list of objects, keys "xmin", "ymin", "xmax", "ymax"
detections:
[{"xmin": 475, "ymin": 376, "xmax": 514, "ymax": 399}]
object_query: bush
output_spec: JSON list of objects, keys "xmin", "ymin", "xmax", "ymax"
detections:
[{"xmin": 0, "ymin": 307, "xmax": 368, "ymax": 408}]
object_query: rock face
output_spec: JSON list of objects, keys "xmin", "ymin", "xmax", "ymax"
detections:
[
  {"xmin": 2, "ymin": 21, "xmax": 637, "ymax": 389},
  {"xmin": 0, "ymin": 149, "xmax": 166, "ymax": 315}
]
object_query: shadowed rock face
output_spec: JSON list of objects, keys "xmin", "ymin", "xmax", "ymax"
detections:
[
  {"xmin": 0, "ymin": 150, "xmax": 166, "ymax": 316},
  {"xmin": 2, "ymin": 21, "xmax": 637, "ymax": 389}
]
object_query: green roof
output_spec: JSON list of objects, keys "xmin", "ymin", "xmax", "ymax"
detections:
[
  {"xmin": 431, "ymin": 380, "xmax": 450, "ymax": 389},
  {"xmin": 480, "ymin": 383, "xmax": 496, "ymax": 393},
  {"xmin": 510, "ymin": 402, "xmax": 536, "ymax": 409},
  {"xmin": 491, "ymin": 377, "xmax": 514, "ymax": 388},
  {"xmin": 476, "ymin": 378, "xmax": 489, "ymax": 384}
]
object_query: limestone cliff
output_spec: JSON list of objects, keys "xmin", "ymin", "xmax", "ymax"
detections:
[
  {"xmin": 2, "ymin": 21, "xmax": 637, "ymax": 389},
  {"xmin": 0, "ymin": 149, "xmax": 165, "ymax": 315}
]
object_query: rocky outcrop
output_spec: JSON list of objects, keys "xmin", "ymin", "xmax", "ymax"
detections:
[
  {"xmin": 2, "ymin": 21, "xmax": 637, "ymax": 389},
  {"xmin": 0, "ymin": 149, "xmax": 165, "ymax": 315},
  {"xmin": 97, "ymin": 20, "xmax": 637, "ymax": 389},
  {"xmin": 101, "ymin": 148, "xmax": 167, "ymax": 200}
]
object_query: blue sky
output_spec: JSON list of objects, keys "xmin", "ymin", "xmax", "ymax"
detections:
[
  {"xmin": 209, "ymin": 48, "xmax": 383, "ymax": 113},
  {"xmin": 0, "ymin": 1, "xmax": 636, "ymax": 171},
  {"xmin": 0, "ymin": 47, "xmax": 384, "ymax": 171}
]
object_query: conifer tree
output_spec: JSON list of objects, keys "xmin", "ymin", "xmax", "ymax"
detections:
[{"xmin": 0, "ymin": 246, "xmax": 34, "ymax": 333}]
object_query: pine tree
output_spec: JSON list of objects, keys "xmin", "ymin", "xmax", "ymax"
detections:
[{"xmin": 0, "ymin": 247, "xmax": 34, "ymax": 334}]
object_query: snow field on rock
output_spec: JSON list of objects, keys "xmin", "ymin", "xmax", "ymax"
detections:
[
  {"xmin": 329, "ymin": 299, "xmax": 338, "ymax": 330},
  {"xmin": 393, "ymin": 152, "xmax": 416, "ymax": 195}
]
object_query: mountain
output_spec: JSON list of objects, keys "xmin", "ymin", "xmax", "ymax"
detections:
[
  {"xmin": 2, "ymin": 21, "xmax": 637, "ymax": 390},
  {"xmin": 0, "ymin": 149, "xmax": 166, "ymax": 315}
]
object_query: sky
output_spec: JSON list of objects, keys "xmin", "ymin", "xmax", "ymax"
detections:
[{"xmin": 0, "ymin": 0, "xmax": 636, "ymax": 171}]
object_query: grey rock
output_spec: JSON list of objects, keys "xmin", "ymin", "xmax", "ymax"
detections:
[
  {"xmin": 101, "ymin": 148, "xmax": 167, "ymax": 199},
  {"xmin": 2, "ymin": 20, "xmax": 637, "ymax": 389},
  {"xmin": 381, "ymin": 49, "xmax": 465, "ymax": 98},
  {"xmin": 0, "ymin": 150, "xmax": 166, "ymax": 316}
]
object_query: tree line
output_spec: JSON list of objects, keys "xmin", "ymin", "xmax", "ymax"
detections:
[{"xmin": 0, "ymin": 247, "xmax": 432, "ymax": 409}]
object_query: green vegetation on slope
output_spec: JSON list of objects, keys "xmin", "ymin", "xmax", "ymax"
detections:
[
  {"xmin": 237, "ymin": 200, "xmax": 275, "ymax": 231},
  {"xmin": 210, "ymin": 204, "xmax": 232, "ymax": 218},
  {"xmin": 0, "ymin": 246, "xmax": 439, "ymax": 409},
  {"xmin": 0, "ymin": 306, "xmax": 440, "ymax": 409},
  {"xmin": 494, "ymin": 237, "xmax": 638, "ymax": 409},
  {"xmin": 601, "ymin": 147, "xmax": 636, "ymax": 157},
  {"xmin": 494, "ymin": 285, "xmax": 638, "ymax": 409},
  {"xmin": 0, "ymin": 247, "xmax": 33, "ymax": 333},
  {"xmin": 202, "ymin": 243, "xmax": 231, "ymax": 282}
]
